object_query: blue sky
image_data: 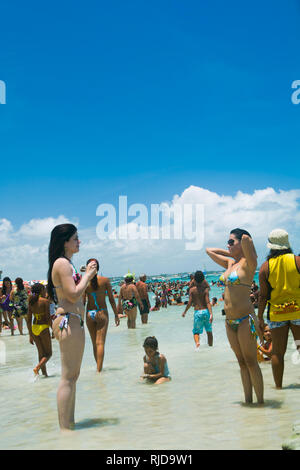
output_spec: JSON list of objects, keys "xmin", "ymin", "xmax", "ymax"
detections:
[{"xmin": 0, "ymin": 1, "xmax": 300, "ymax": 278}]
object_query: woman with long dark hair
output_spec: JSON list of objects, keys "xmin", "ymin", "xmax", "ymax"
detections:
[
  {"xmin": 206, "ymin": 228, "xmax": 264, "ymax": 404},
  {"xmin": 48, "ymin": 223, "xmax": 97, "ymax": 431},
  {"xmin": 84, "ymin": 258, "xmax": 119, "ymax": 373},
  {"xmin": 10, "ymin": 277, "xmax": 28, "ymax": 335},
  {"xmin": 27, "ymin": 283, "xmax": 52, "ymax": 376},
  {"xmin": 258, "ymin": 229, "xmax": 300, "ymax": 389},
  {"xmin": 0, "ymin": 277, "xmax": 14, "ymax": 335}
]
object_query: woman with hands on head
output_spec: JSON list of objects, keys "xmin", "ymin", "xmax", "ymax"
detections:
[
  {"xmin": 47, "ymin": 224, "xmax": 97, "ymax": 431},
  {"xmin": 206, "ymin": 228, "xmax": 264, "ymax": 405}
]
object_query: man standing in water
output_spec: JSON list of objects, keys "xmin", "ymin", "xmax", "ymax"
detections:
[
  {"xmin": 182, "ymin": 271, "xmax": 213, "ymax": 348},
  {"xmin": 136, "ymin": 274, "xmax": 151, "ymax": 324}
]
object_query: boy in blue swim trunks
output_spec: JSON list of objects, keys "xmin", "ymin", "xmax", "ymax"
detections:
[{"xmin": 182, "ymin": 271, "xmax": 213, "ymax": 348}]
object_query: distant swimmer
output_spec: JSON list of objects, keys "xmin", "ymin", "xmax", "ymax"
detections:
[{"xmin": 182, "ymin": 271, "xmax": 213, "ymax": 348}]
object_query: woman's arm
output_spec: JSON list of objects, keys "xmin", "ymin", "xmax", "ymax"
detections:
[
  {"xmin": 258, "ymin": 262, "xmax": 270, "ymax": 329},
  {"xmin": 206, "ymin": 247, "xmax": 231, "ymax": 269},
  {"xmin": 241, "ymin": 234, "xmax": 257, "ymax": 271},
  {"xmin": 117, "ymin": 286, "xmax": 124, "ymax": 314},
  {"xmin": 54, "ymin": 258, "xmax": 96, "ymax": 303},
  {"xmin": 295, "ymin": 255, "xmax": 300, "ymax": 274},
  {"xmin": 106, "ymin": 279, "xmax": 117, "ymax": 314},
  {"xmin": 82, "ymin": 291, "xmax": 88, "ymax": 306},
  {"xmin": 26, "ymin": 305, "xmax": 34, "ymax": 343},
  {"xmin": 44, "ymin": 299, "xmax": 51, "ymax": 327},
  {"xmin": 106, "ymin": 279, "xmax": 120, "ymax": 325}
]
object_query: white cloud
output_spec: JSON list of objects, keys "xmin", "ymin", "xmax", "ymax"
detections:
[
  {"xmin": 18, "ymin": 215, "xmax": 78, "ymax": 239},
  {"xmin": 1, "ymin": 186, "xmax": 300, "ymax": 280},
  {"xmin": 0, "ymin": 218, "xmax": 14, "ymax": 243}
]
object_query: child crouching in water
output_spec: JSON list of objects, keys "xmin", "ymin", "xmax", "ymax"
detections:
[
  {"xmin": 141, "ymin": 336, "xmax": 171, "ymax": 384},
  {"xmin": 257, "ymin": 324, "xmax": 272, "ymax": 363}
]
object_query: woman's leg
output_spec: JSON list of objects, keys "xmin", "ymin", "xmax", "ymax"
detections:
[
  {"xmin": 226, "ymin": 320, "xmax": 264, "ymax": 403},
  {"xmin": 95, "ymin": 312, "xmax": 109, "ymax": 373},
  {"xmin": 16, "ymin": 316, "xmax": 23, "ymax": 335},
  {"xmin": 270, "ymin": 324, "xmax": 290, "ymax": 389},
  {"xmin": 2, "ymin": 310, "xmax": 9, "ymax": 326},
  {"xmin": 33, "ymin": 329, "xmax": 52, "ymax": 376},
  {"xmin": 237, "ymin": 319, "xmax": 264, "ymax": 404},
  {"xmin": 226, "ymin": 322, "xmax": 253, "ymax": 403},
  {"xmin": 86, "ymin": 315, "xmax": 97, "ymax": 365},
  {"xmin": 53, "ymin": 315, "xmax": 85, "ymax": 430},
  {"xmin": 7, "ymin": 312, "xmax": 14, "ymax": 336}
]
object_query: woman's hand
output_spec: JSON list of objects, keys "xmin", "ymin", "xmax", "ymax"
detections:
[{"xmin": 85, "ymin": 261, "xmax": 98, "ymax": 280}]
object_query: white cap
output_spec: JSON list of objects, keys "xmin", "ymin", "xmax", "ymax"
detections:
[{"xmin": 267, "ymin": 229, "xmax": 290, "ymax": 251}]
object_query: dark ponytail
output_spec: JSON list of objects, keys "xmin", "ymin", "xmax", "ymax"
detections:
[
  {"xmin": 47, "ymin": 224, "xmax": 77, "ymax": 300},
  {"xmin": 29, "ymin": 283, "xmax": 44, "ymax": 306}
]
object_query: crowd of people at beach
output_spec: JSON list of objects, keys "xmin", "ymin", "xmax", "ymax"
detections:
[{"xmin": 0, "ymin": 224, "xmax": 299, "ymax": 432}]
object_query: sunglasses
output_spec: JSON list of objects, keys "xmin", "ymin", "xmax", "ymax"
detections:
[{"xmin": 227, "ymin": 239, "xmax": 236, "ymax": 246}]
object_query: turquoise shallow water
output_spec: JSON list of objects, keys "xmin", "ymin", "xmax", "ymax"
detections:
[{"xmin": 0, "ymin": 274, "xmax": 300, "ymax": 450}]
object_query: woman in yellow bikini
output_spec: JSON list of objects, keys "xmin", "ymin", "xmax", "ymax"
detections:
[
  {"xmin": 27, "ymin": 283, "xmax": 52, "ymax": 377},
  {"xmin": 206, "ymin": 228, "xmax": 264, "ymax": 405},
  {"xmin": 258, "ymin": 229, "xmax": 300, "ymax": 389}
]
